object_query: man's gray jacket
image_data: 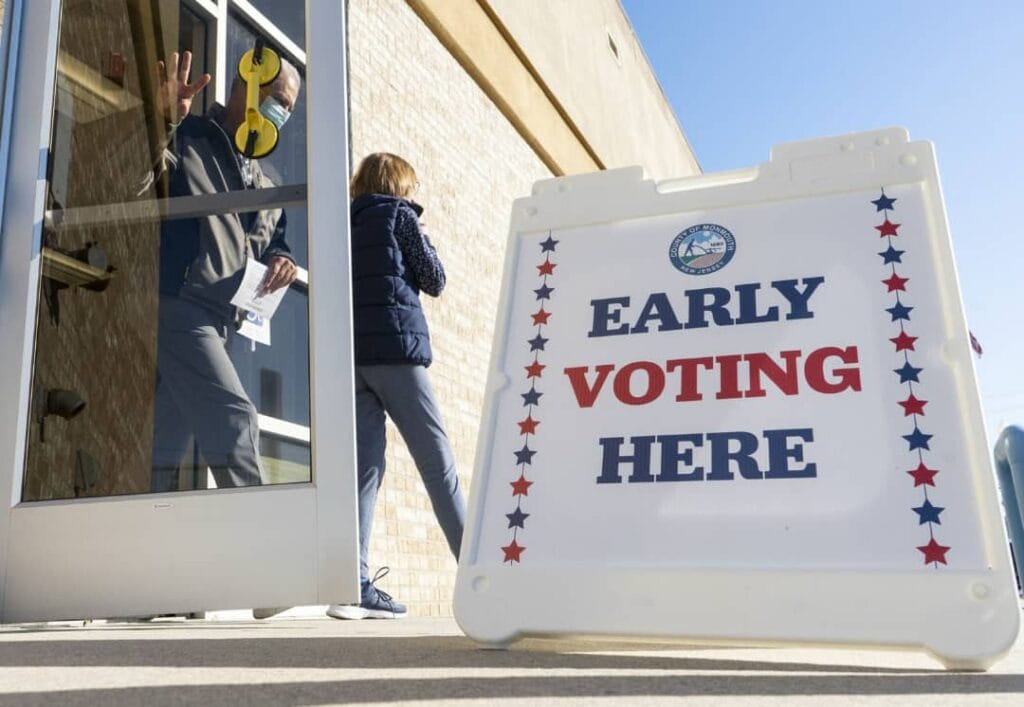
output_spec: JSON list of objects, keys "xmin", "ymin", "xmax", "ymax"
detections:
[{"xmin": 157, "ymin": 104, "xmax": 292, "ymax": 323}]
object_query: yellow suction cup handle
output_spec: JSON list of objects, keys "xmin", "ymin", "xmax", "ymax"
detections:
[
  {"xmin": 235, "ymin": 117, "xmax": 279, "ymax": 159},
  {"xmin": 233, "ymin": 39, "xmax": 282, "ymax": 158},
  {"xmin": 236, "ymin": 46, "xmax": 281, "ymax": 86}
]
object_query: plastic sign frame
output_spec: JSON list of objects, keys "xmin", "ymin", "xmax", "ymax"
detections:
[{"xmin": 454, "ymin": 128, "xmax": 1020, "ymax": 670}]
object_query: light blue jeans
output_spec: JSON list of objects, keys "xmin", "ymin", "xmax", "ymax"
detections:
[
  {"xmin": 994, "ymin": 425, "xmax": 1024, "ymax": 591},
  {"xmin": 354, "ymin": 363, "xmax": 465, "ymax": 584}
]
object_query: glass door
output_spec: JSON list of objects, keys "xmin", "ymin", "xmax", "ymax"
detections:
[{"xmin": 0, "ymin": 0, "xmax": 358, "ymax": 621}]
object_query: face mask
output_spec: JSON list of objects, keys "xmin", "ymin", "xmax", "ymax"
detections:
[{"xmin": 259, "ymin": 96, "xmax": 291, "ymax": 131}]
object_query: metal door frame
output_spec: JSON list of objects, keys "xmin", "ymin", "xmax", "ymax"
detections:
[{"xmin": 0, "ymin": 0, "xmax": 358, "ymax": 621}]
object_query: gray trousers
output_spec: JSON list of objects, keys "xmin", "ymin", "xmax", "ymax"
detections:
[
  {"xmin": 151, "ymin": 296, "xmax": 263, "ymax": 491},
  {"xmin": 355, "ymin": 363, "xmax": 465, "ymax": 582}
]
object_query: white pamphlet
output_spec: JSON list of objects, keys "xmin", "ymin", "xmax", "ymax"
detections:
[
  {"xmin": 229, "ymin": 258, "xmax": 288, "ymax": 319},
  {"xmin": 237, "ymin": 309, "xmax": 271, "ymax": 346}
]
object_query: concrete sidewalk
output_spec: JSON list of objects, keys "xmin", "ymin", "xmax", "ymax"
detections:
[{"xmin": 0, "ymin": 616, "xmax": 1022, "ymax": 706}]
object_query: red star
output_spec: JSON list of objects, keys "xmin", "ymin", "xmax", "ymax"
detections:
[
  {"xmin": 532, "ymin": 308, "xmax": 551, "ymax": 326},
  {"xmin": 882, "ymin": 273, "xmax": 909, "ymax": 292},
  {"xmin": 890, "ymin": 331, "xmax": 918, "ymax": 352},
  {"xmin": 510, "ymin": 474, "xmax": 533, "ymax": 496},
  {"xmin": 907, "ymin": 462, "xmax": 939, "ymax": 487},
  {"xmin": 898, "ymin": 394, "xmax": 928, "ymax": 416},
  {"xmin": 502, "ymin": 539, "xmax": 525, "ymax": 563},
  {"xmin": 525, "ymin": 360, "xmax": 545, "ymax": 378},
  {"xmin": 537, "ymin": 259, "xmax": 556, "ymax": 276},
  {"xmin": 875, "ymin": 219, "xmax": 900, "ymax": 237},
  {"xmin": 518, "ymin": 415, "xmax": 539, "ymax": 435},
  {"xmin": 917, "ymin": 538, "xmax": 950, "ymax": 565}
]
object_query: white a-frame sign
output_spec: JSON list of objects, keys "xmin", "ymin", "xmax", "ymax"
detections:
[{"xmin": 454, "ymin": 128, "xmax": 1019, "ymax": 670}]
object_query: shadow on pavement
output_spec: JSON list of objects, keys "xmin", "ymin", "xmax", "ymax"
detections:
[
  {"xmin": 2, "ymin": 633, "xmax": 1021, "ymax": 705},
  {"xmin": 0, "ymin": 633, "xmax": 933, "ymax": 672},
  {"xmin": 4, "ymin": 672, "xmax": 1024, "ymax": 707}
]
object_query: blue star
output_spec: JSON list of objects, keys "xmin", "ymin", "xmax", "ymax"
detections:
[
  {"xmin": 878, "ymin": 246, "xmax": 905, "ymax": 264},
  {"xmin": 886, "ymin": 302, "xmax": 913, "ymax": 321},
  {"xmin": 540, "ymin": 236, "xmax": 559, "ymax": 252},
  {"xmin": 912, "ymin": 499, "xmax": 944, "ymax": 525},
  {"xmin": 506, "ymin": 507, "xmax": 529, "ymax": 529},
  {"xmin": 534, "ymin": 284, "xmax": 555, "ymax": 300},
  {"xmin": 903, "ymin": 427, "xmax": 933, "ymax": 451},
  {"xmin": 871, "ymin": 192, "xmax": 897, "ymax": 211},
  {"xmin": 514, "ymin": 444, "xmax": 536, "ymax": 465},
  {"xmin": 528, "ymin": 334, "xmax": 548, "ymax": 351},
  {"xmin": 894, "ymin": 362, "xmax": 923, "ymax": 383},
  {"xmin": 521, "ymin": 387, "xmax": 543, "ymax": 406}
]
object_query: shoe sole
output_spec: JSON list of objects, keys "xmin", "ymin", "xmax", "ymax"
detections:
[{"xmin": 326, "ymin": 606, "xmax": 407, "ymax": 620}]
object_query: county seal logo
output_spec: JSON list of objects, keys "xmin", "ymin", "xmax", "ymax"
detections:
[{"xmin": 669, "ymin": 223, "xmax": 736, "ymax": 275}]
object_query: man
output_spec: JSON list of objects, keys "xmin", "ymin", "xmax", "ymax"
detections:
[{"xmin": 149, "ymin": 50, "xmax": 300, "ymax": 492}]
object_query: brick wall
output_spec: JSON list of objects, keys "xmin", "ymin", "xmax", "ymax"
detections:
[{"xmin": 347, "ymin": 0, "xmax": 552, "ymax": 616}]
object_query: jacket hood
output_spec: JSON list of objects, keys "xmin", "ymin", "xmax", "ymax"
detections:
[{"xmin": 351, "ymin": 193, "xmax": 423, "ymax": 218}]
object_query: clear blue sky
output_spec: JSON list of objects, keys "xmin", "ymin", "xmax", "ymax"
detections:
[{"xmin": 621, "ymin": 0, "xmax": 1024, "ymax": 439}]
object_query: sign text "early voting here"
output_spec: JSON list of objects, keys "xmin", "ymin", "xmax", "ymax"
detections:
[{"xmin": 561, "ymin": 276, "xmax": 863, "ymax": 484}]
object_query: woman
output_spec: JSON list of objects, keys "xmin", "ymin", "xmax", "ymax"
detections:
[{"xmin": 328, "ymin": 153, "xmax": 466, "ymax": 619}]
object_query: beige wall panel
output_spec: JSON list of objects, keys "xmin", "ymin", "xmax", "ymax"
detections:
[
  {"xmin": 486, "ymin": 0, "xmax": 700, "ymax": 180},
  {"xmin": 407, "ymin": 0, "xmax": 600, "ymax": 176},
  {"xmin": 348, "ymin": 0, "xmax": 552, "ymax": 616}
]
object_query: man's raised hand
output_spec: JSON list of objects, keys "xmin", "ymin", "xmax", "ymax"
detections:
[{"xmin": 157, "ymin": 50, "xmax": 211, "ymax": 123}]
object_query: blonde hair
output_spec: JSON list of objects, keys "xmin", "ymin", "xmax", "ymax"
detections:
[{"xmin": 350, "ymin": 152, "xmax": 418, "ymax": 199}]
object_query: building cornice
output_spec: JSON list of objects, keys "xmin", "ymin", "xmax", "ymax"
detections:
[{"xmin": 406, "ymin": 0, "xmax": 604, "ymax": 176}]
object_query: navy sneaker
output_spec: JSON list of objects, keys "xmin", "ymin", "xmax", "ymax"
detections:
[{"xmin": 326, "ymin": 567, "xmax": 407, "ymax": 620}]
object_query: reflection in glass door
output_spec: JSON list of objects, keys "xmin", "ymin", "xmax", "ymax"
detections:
[{"xmin": 24, "ymin": 0, "xmax": 312, "ymax": 500}]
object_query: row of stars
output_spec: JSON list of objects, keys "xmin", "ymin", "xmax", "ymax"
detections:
[
  {"xmin": 871, "ymin": 190, "xmax": 949, "ymax": 565},
  {"xmin": 502, "ymin": 234, "xmax": 559, "ymax": 563}
]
